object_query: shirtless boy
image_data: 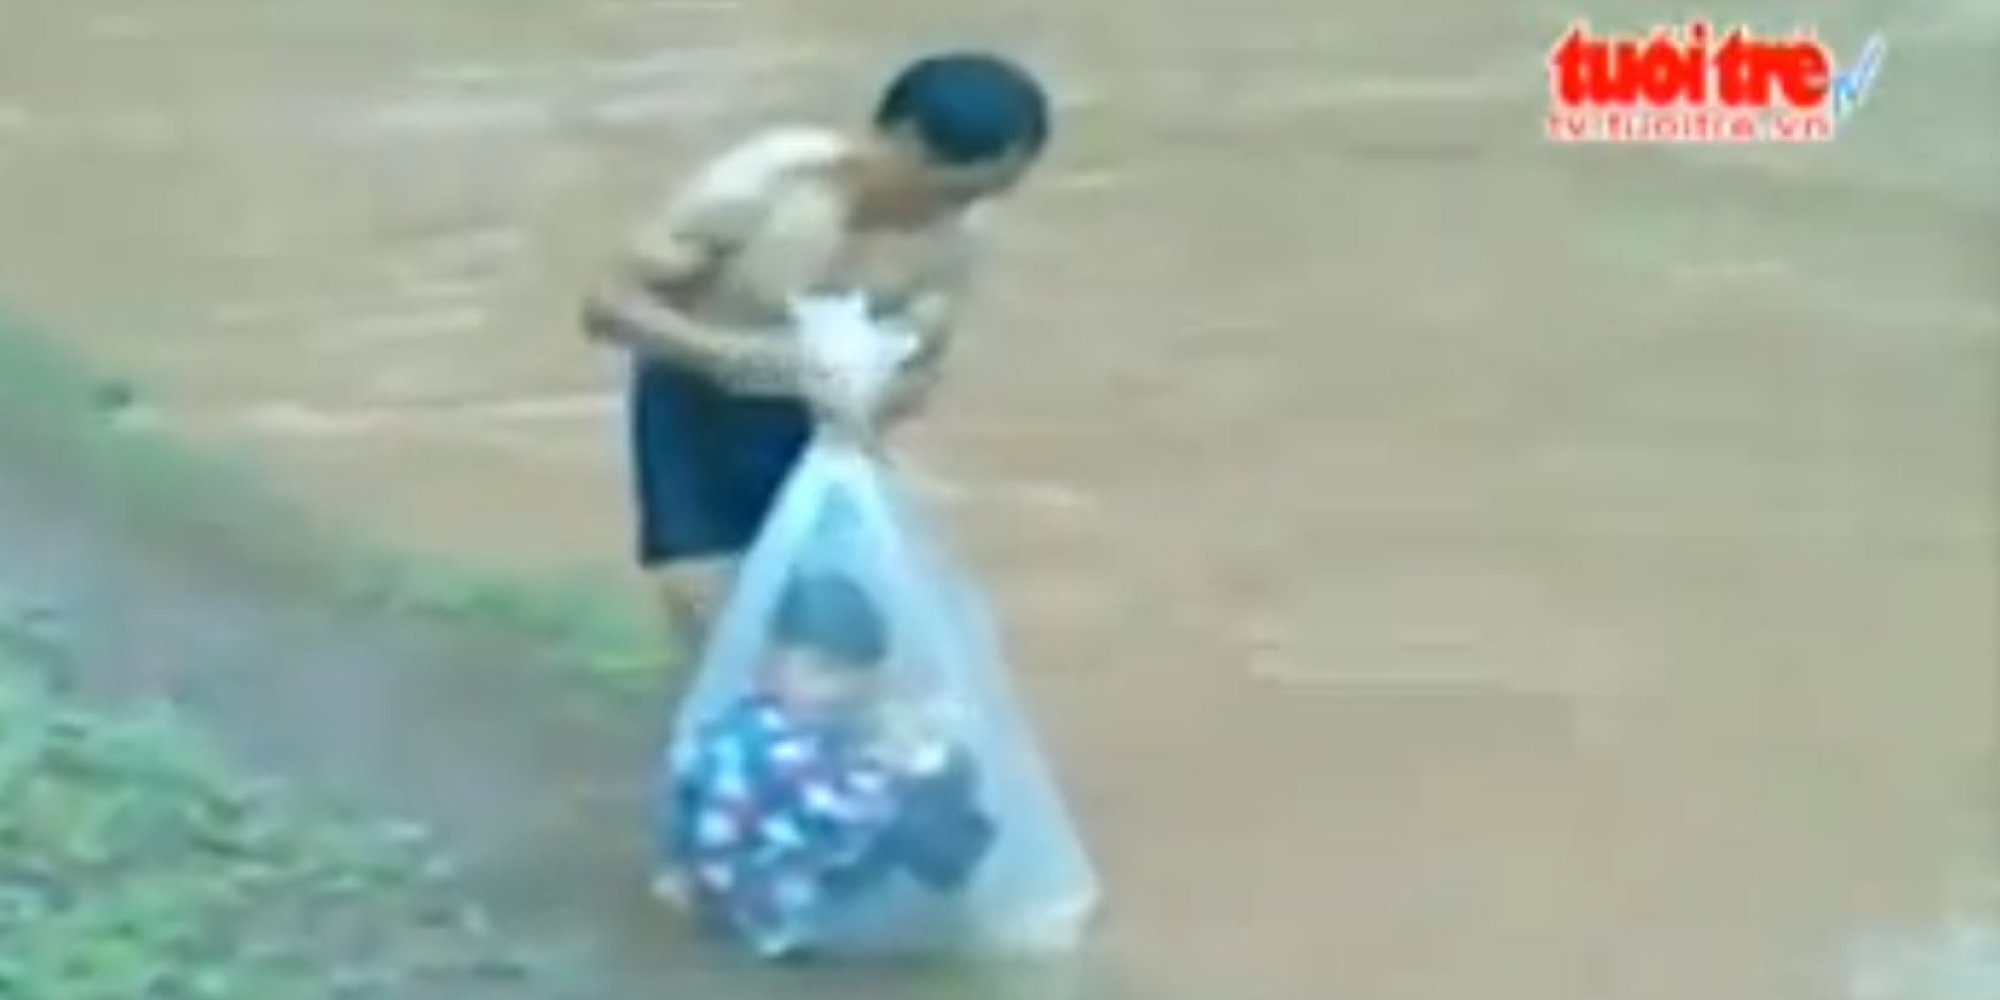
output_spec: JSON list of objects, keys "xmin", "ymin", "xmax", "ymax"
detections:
[{"xmin": 583, "ymin": 52, "xmax": 1051, "ymax": 696}]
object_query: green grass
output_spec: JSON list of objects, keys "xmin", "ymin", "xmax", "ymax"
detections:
[
  {"xmin": 0, "ymin": 306, "xmax": 661, "ymax": 691},
  {"xmin": 334, "ymin": 556, "xmax": 660, "ymax": 687},
  {"xmin": 0, "ymin": 610, "xmax": 566, "ymax": 1000},
  {"xmin": 0, "ymin": 310, "xmax": 621, "ymax": 998}
]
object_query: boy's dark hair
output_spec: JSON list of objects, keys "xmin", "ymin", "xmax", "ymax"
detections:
[
  {"xmin": 772, "ymin": 572, "xmax": 889, "ymax": 667},
  {"xmin": 874, "ymin": 52, "xmax": 1051, "ymax": 166}
]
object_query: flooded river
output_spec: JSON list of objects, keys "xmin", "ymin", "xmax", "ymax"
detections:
[{"xmin": 1, "ymin": 0, "xmax": 1996, "ymax": 997}]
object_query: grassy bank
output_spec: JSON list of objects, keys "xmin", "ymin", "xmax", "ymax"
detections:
[
  {"xmin": 0, "ymin": 307, "xmax": 660, "ymax": 690},
  {"xmin": 0, "ymin": 311, "xmax": 636, "ymax": 998},
  {"xmin": 0, "ymin": 605, "xmax": 578, "ymax": 1000},
  {"xmin": 0, "ymin": 308, "xmax": 624, "ymax": 996}
]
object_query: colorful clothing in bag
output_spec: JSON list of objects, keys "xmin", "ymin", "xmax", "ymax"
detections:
[
  {"xmin": 670, "ymin": 693, "xmax": 902, "ymax": 956},
  {"xmin": 669, "ymin": 692, "xmax": 997, "ymax": 957}
]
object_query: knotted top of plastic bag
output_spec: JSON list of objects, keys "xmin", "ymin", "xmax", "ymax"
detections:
[{"xmin": 788, "ymin": 292, "xmax": 918, "ymax": 427}]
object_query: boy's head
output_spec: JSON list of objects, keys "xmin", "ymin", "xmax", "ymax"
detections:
[
  {"xmin": 768, "ymin": 572, "xmax": 890, "ymax": 711},
  {"xmin": 861, "ymin": 52, "xmax": 1050, "ymax": 221}
]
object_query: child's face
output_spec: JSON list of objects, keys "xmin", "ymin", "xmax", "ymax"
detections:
[{"xmin": 769, "ymin": 648, "xmax": 881, "ymax": 716}]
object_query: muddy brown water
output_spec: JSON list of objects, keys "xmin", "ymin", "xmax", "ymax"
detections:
[{"xmin": 2, "ymin": 0, "xmax": 1998, "ymax": 998}]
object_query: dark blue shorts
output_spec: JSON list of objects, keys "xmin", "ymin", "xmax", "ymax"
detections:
[{"xmin": 628, "ymin": 359, "xmax": 810, "ymax": 566}]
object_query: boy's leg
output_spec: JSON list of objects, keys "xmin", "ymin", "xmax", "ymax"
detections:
[
  {"xmin": 655, "ymin": 394, "xmax": 813, "ymax": 690},
  {"xmin": 649, "ymin": 555, "xmax": 734, "ymax": 714},
  {"xmin": 642, "ymin": 556, "xmax": 732, "ymax": 913},
  {"xmin": 628, "ymin": 359, "xmax": 741, "ymax": 903},
  {"xmin": 628, "ymin": 358, "xmax": 810, "ymax": 900},
  {"xmin": 632, "ymin": 370, "xmax": 809, "ymax": 700},
  {"xmin": 629, "ymin": 359, "xmax": 746, "ymax": 685}
]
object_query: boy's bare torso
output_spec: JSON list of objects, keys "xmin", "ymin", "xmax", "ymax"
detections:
[{"xmin": 633, "ymin": 126, "xmax": 975, "ymax": 335}]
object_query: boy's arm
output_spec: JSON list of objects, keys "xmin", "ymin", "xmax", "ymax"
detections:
[
  {"xmin": 875, "ymin": 238, "xmax": 974, "ymax": 425},
  {"xmin": 582, "ymin": 190, "xmax": 795, "ymax": 391}
]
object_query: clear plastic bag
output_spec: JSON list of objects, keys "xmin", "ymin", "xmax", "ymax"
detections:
[{"xmin": 661, "ymin": 294, "xmax": 1100, "ymax": 959}]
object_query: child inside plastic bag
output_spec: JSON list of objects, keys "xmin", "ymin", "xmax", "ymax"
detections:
[{"xmin": 663, "ymin": 571, "xmax": 996, "ymax": 959}]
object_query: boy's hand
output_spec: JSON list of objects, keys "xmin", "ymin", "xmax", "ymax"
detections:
[
  {"xmin": 872, "ymin": 362, "xmax": 938, "ymax": 430},
  {"xmin": 705, "ymin": 337, "xmax": 846, "ymax": 405},
  {"xmin": 714, "ymin": 337, "xmax": 809, "ymax": 395}
]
